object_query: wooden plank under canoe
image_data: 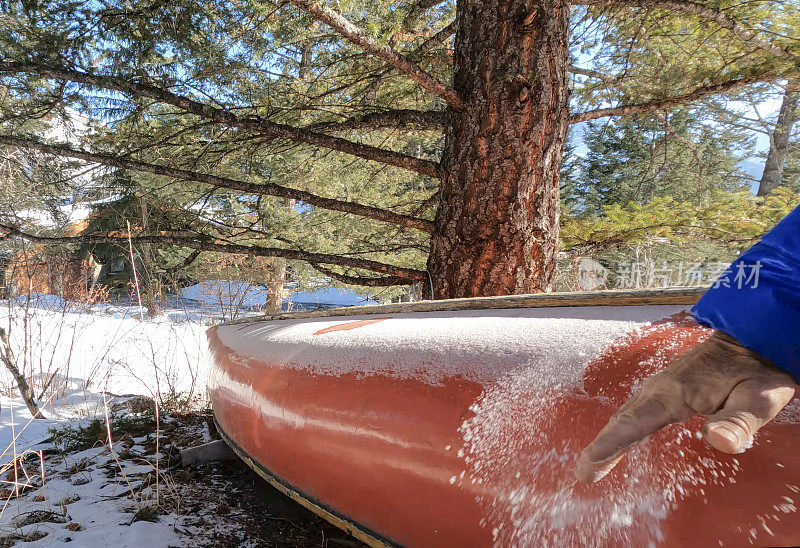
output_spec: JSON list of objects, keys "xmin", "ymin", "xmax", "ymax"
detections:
[{"xmin": 207, "ymin": 289, "xmax": 800, "ymax": 547}]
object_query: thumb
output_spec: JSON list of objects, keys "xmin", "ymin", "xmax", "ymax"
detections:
[
  {"xmin": 703, "ymin": 379, "xmax": 795, "ymax": 454},
  {"xmin": 576, "ymin": 389, "xmax": 690, "ymax": 482}
]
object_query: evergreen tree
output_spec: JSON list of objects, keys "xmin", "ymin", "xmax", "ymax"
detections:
[
  {"xmin": 572, "ymin": 110, "xmax": 751, "ymax": 214},
  {"xmin": 0, "ymin": 0, "xmax": 797, "ymax": 298}
]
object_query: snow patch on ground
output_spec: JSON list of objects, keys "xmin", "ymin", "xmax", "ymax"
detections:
[
  {"xmin": 180, "ymin": 281, "xmax": 271, "ymax": 310},
  {"xmin": 179, "ymin": 280, "xmax": 376, "ymax": 313},
  {"xmin": 0, "ymin": 298, "xmax": 213, "ymax": 546},
  {"xmin": 286, "ymin": 287, "xmax": 376, "ymax": 309},
  {"xmin": 0, "ymin": 297, "xmax": 209, "ymax": 409},
  {"xmin": 0, "ymin": 443, "xmax": 181, "ymax": 548}
]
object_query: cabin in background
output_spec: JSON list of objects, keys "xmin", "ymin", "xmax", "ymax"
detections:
[{"xmin": 1, "ymin": 219, "xmax": 103, "ymax": 301}]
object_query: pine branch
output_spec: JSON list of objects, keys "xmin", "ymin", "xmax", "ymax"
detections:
[
  {"xmin": 398, "ymin": 0, "xmax": 447, "ymax": 34},
  {"xmin": 164, "ymin": 248, "xmax": 203, "ymax": 274},
  {"xmin": 361, "ymin": 21, "xmax": 456, "ymax": 99},
  {"xmin": 0, "ymin": 134, "xmax": 435, "ymax": 233},
  {"xmin": 569, "ymin": 65, "xmax": 616, "ymax": 82},
  {"xmin": 306, "ymin": 109, "xmax": 446, "ymax": 132},
  {"xmin": 410, "ymin": 20, "xmax": 456, "ymax": 60},
  {"xmin": 310, "ymin": 263, "xmax": 413, "ymax": 286},
  {"xmin": 577, "ymin": 0, "xmax": 799, "ymax": 62},
  {"xmin": 0, "ymin": 61, "xmax": 441, "ymax": 179},
  {"xmin": 570, "ymin": 71, "xmax": 778, "ymax": 123},
  {"xmin": 410, "ymin": 191, "xmax": 440, "ymax": 216},
  {"xmin": 0, "ymin": 224, "xmax": 426, "ymax": 282},
  {"xmin": 286, "ymin": 0, "xmax": 463, "ymax": 108}
]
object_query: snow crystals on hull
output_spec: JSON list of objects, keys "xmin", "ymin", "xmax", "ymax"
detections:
[{"xmin": 212, "ymin": 305, "xmax": 687, "ymax": 384}]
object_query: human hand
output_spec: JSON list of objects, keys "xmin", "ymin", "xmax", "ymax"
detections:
[{"xmin": 575, "ymin": 331, "xmax": 796, "ymax": 483}]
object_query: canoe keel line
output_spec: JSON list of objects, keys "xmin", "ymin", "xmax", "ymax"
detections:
[{"xmin": 207, "ymin": 290, "xmax": 800, "ymax": 547}]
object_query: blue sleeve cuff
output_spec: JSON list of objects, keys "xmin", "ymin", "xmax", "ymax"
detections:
[{"xmin": 691, "ymin": 235, "xmax": 800, "ymax": 383}]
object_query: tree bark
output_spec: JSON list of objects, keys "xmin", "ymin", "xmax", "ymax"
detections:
[
  {"xmin": 757, "ymin": 84, "xmax": 799, "ymax": 196},
  {"xmin": 265, "ymin": 259, "xmax": 286, "ymax": 315},
  {"xmin": 427, "ymin": 0, "xmax": 570, "ymax": 298}
]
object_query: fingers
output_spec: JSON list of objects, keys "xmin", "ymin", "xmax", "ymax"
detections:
[
  {"xmin": 703, "ymin": 378, "xmax": 796, "ymax": 454},
  {"xmin": 575, "ymin": 387, "xmax": 690, "ymax": 482}
]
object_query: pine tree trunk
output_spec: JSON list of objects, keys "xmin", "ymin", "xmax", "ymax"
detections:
[
  {"xmin": 428, "ymin": 0, "xmax": 570, "ymax": 299},
  {"xmin": 139, "ymin": 194, "xmax": 162, "ymax": 316},
  {"xmin": 758, "ymin": 84, "xmax": 799, "ymax": 197},
  {"xmin": 265, "ymin": 258, "xmax": 286, "ymax": 314}
]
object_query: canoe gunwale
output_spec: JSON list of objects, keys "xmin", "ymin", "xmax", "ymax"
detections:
[
  {"xmin": 221, "ymin": 287, "xmax": 705, "ymax": 327},
  {"xmin": 213, "ymin": 418, "xmax": 399, "ymax": 548}
]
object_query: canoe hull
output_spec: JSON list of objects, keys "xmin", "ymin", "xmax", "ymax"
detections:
[
  {"xmin": 208, "ymin": 328, "xmax": 488, "ymax": 547},
  {"xmin": 208, "ymin": 304, "xmax": 800, "ymax": 547}
]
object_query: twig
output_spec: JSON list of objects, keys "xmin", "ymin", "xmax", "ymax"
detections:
[
  {"xmin": 102, "ymin": 392, "xmax": 137, "ymax": 502},
  {"xmin": 0, "ymin": 327, "xmax": 44, "ymax": 419},
  {"xmin": 154, "ymin": 399, "xmax": 160, "ymax": 504}
]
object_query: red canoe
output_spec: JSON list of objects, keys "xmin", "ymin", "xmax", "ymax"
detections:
[{"xmin": 207, "ymin": 290, "xmax": 800, "ymax": 547}]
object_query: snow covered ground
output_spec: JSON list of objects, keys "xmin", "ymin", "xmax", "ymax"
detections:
[
  {"xmin": 0, "ymin": 437, "xmax": 184, "ymax": 547},
  {"xmin": 0, "ymin": 294, "xmax": 212, "ymax": 547},
  {"xmin": 0, "ymin": 292, "xmax": 370, "ymax": 547},
  {"xmin": 0, "ymin": 293, "xmax": 210, "ymax": 410}
]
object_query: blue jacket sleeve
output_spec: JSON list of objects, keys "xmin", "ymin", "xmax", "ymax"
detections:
[{"xmin": 692, "ymin": 204, "xmax": 800, "ymax": 383}]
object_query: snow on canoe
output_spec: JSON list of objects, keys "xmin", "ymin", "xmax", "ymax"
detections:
[{"xmin": 206, "ymin": 290, "xmax": 800, "ymax": 547}]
